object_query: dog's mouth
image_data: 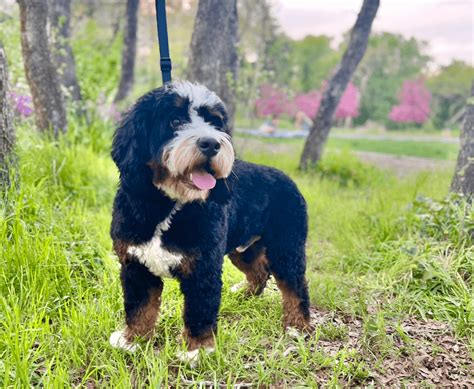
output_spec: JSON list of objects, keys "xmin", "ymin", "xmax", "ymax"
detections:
[
  {"xmin": 189, "ymin": 170, "xmax": 216, "ymax": 190},
  {"xmin": 187, "ymin": 164, "xmax": 216, "ymax": 190}
]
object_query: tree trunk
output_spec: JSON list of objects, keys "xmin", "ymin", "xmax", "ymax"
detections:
[
  {"xmin": 0, "ymin": 43, "xmax": 15, "ymax": 187},
  {"xmin": 187, "ymin": 0, "xmax": 239, "ymax": 130},
  {"xmin": 114, "ymin": 0, "xmax": 139, "ymax": 103},
  {"xmin": 300, "ymin": 0, "xmax": 379, "ymax": 169},
  {"xmin": 49, "ymin": 0, "xmax": 82, "ymax": 102},
  {"xmin": 451, "ymin": 82, "xmax": 474, "ymax": 198},
  {"xmin": 18, "ymin": 0, "xmax": 67, "ymax": 135}
]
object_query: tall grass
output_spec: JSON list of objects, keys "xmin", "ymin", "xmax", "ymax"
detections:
[{"xmin": 1, "ymin": 120, "xmax": 471, "ymax": 386}]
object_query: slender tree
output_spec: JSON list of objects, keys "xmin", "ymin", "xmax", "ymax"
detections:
[
  {"xmin": 114, "ymin": 0, "xmax": 139, "ymax": 103},
  {"xmin": 187, "ymin": 0, "xmax": 239, "ymax": 130},
  {"xmin": 300, "ymin": 0, "xmax": 379, "ymax": 169},
  {"xmin": 451, "ymin": 82, "xmax": 474, "ymax": 198},
  {"xmin": 18, "ymin": 0, "xmax": 67, "ymax": 135},
  {"xmin": 49, "ymin": 0, "xmax": 82, "ymax": 102},
  {"xmin": 0, "ymin": 43, "xmax": 15, "ymax": 187}
]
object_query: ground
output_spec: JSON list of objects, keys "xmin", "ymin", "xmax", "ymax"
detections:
[{"xmin": 0, "ymin": 126, "xmax": 472, "ymax": 387}]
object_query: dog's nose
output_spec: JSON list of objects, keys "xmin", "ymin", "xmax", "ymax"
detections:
[{"xmin": 197, "ymin": 137, "xmax": 220, "ymax": 157}]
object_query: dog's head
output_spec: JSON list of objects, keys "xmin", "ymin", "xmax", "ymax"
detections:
[{"xmin": 112, "ymin": 81, "xmax": 235, "ymax": 203}]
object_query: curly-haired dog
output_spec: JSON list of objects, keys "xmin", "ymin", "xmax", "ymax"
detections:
[{"xmin": 109, "ymin": 81, "xmax": 311, "ymax": 360}]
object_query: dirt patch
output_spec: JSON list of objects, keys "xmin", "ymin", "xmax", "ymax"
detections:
[
  {"xmin": 355, "ymin": 151, "xmax": 454, "ymax": 178},
  {"xmin": 307, "ymin": 307, "xmax": 473, "ymax": 387}
]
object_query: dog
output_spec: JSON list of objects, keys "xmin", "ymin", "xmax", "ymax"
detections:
[{"xmin": 109, "ymin": 81, "xmax": 311, "ymax": 360}]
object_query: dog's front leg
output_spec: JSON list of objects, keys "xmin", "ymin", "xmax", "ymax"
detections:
[
  {"xmin": 110, "ymin": 260, "xmax": 164, "ymax": 352},
  {"xmin": 177, "ymin": 251, "xmax": 223, "ymax": 363}
]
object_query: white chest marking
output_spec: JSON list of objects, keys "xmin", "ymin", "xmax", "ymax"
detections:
[{"xmin": 127, "ymin": 204, "xmax": 182, "ymax": 278}]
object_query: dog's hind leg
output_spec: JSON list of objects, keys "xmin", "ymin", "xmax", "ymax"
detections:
[
  {"xmin": 228, "ymin": 242, "xmax": 270, "ymax": 296},
  {"xmin": 110, "ymin": 261, "xmax": 163, "ymax": 351},
  {"xmin": 266, "ymin": 245, "xmax": 311, "ymax": 332}
]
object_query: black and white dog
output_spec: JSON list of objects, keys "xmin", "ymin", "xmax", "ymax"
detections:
[{"xmin": 109, "ymin": 81, "xmax": 311, "ymax": 360}]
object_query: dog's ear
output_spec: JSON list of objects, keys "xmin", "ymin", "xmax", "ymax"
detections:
[
  {"xmin": 208, "ymin": 177, "xmax": 232, "ymax": 204},
  {"xmin": 111, "ymin": 101, "xmax": 153, "ymax": 191}
]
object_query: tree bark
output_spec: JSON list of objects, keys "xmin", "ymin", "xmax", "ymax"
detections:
[
  {"xmin": 114, "ymin": 0, "xmax": 139, "ymax": 103},
  {"xmin": 451, "ymin": 82, "xmax": 474, "ymax": 198},
  {"xmin": 49, "ymin": 0, "xmax": 82, "ymax": 102},
  {"xmin": 0, "ymin": 43, "xmax": 15, "ymax": 187},
  {"xmin": 187, "ymin": 0, "xmax": 239, "ymax": 130},
  {"xmin": 300, "ymin": 0, "xmax": 379, "ymax": 169},
  {"xmin": 18, "ymin": 0, "xmax": 67, "ymax": 135}
]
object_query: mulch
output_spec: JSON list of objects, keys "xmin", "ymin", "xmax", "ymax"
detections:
[{"xmin": 305, "ymin": 307, "xmax": 473, "ymax": 387}]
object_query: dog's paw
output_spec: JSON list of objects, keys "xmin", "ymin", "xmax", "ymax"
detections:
[
  {"xmin": 109, "ymin": 330, "xmax": 138, "ymax": 353},
  {"xmin": 230, "ymin": 281, "xmax": 246, "ymax": 293},
  {"xmin": 285, "ymin": 326, "xmax": 303, "ymax": 339},
  {"xmin": 177, "ymin": 347, "xmax": 215, "ymax": 367},
  {"xmin": 285, "ymin": 326, "xmax": 312, "ymax": 341}
]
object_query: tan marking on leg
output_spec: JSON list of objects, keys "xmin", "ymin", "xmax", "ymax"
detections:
[
  {"xmin": 274, "ymin": 277, "xmax": 311, "ymax": 331},
  {"xmin": 125, "ymin": 285, "xmax": 163, "ymax": 341},
  {"xmin": 113, "ymin": 240, "xmax": 130, "ymax": 264},
  {"xmin": 229, "ymin": 247, "xmax": 269, "ymax": 296},
  {"xmin": 175, "ymin": 254, "xmax": 197, "ymax": 278},
  {"xmin": 182, "ymin": 327, "xmax": 215, "ymax": 351}
]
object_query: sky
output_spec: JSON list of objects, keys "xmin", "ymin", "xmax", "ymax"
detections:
[{"xmin": 273, "ymin": 0, "xmax": 473, "ymax": 67}]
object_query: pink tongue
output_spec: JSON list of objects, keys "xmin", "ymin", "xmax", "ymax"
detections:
[{"xmin": 191, "ymin": 172, "xmax": 216, "ymax": 190}]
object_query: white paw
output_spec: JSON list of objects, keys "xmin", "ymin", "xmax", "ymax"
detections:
[
  {"xmin": 177, "ymin": 347, "xmax": 215, "ymax": 366},
  {"xmin": 230, "ymin": 281, "xmax": 246, "ymax": 293},
  {"xmin": 286, "ymin": 326, "xmax": 302, "ymax": 339},
  {"xmin": 109, "ymin": 330, "xmax": 138, "ymax": 353}
]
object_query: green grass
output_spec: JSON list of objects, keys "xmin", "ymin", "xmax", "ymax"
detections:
[
  {"xmin": 1, "ymin": 120, "xmax": 472, "ymax": 387},
  {"xmin": 235, "ymin": 133, "xmax": 459, "ymax": 160},
  {"xmin": 327, "ymin": 138, "xmax": 459, "ymax": 160}
]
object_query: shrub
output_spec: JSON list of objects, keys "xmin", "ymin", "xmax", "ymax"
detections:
[{"xmin": 314, "ymin": 149, "xmax": 381, "ymax": 187}]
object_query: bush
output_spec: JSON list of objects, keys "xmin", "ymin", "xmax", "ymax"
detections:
[
  {"xmin": 410, "ymin": 194, "xmax": 473, "ymax": 245},
  {"xmin": 315, "ymin": 149, "xmax": 382, "ymax": 187}
]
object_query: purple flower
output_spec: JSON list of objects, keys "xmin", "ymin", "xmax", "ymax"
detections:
[{"xmin": 9, "ymin": 91, "xmax": 34, "ymax": 117}]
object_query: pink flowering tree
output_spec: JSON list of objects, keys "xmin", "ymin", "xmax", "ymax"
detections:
[
  {"xmin": 292, "ymin": 82, "xmax": 359, "ymax": 121},
  {"xmin": 389, "ymin": 79, "xmax": 431, "ymax": 124},
  {"xmin": 335, "ymin": 82, "xmax": 359, "ymax": 120},
  {"xmin": 255, "ymin": 84, "xmax": 291, "ymax": 119},
  {"xmin": 294, "ymin": 90, "xmax": 321, "ymax": 118}
]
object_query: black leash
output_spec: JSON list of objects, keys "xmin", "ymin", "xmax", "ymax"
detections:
[{"xmin": 155, "ymin": 0, "xmax": 172, "ymax": 84}]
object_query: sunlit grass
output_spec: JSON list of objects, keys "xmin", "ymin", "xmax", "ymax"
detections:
[{"xmin": 0, "ymin": 121, "xmax": 471, "ymax": 386}]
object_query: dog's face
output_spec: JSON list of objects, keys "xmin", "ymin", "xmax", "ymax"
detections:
[{"xmin": 112, "ymin": 82, "xmax": 235, "ymax": 203}]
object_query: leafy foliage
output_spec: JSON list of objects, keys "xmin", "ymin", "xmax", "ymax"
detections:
[
  {"xmin": 290, "ymin": 35, "xmax": 339, "ymax": 92},
  {"xmin": 71, "ymin": 20, "xmax": 121, "ymax": 103},
  {"xmin": 427, "ymin": 60, "xmax": 474, "ymax": 128},
  {"xmin": 411, "ymin": 194, "xmax": 473, "ymax": 246},
  {"xmin": 312, "ymin": 149, "xmax": 379, "ymax": 187},
  {"xmin": 354, "ymin": 32, "xmax": 429, "ymax": 126}
]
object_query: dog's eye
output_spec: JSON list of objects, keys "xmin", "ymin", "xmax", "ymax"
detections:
[{"xmin": 171, "ymin": 119, "xmax": 182, "ymax": 128}]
